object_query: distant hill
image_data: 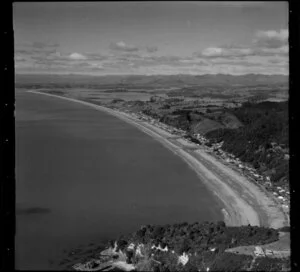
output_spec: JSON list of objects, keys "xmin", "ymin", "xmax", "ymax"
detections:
[{"xmin": 15, "ymin": 73, "xmax": 288, "ymax": 88}]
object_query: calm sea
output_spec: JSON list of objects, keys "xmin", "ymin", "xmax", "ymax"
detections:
[{"xmin": 15, "ymin": 90, "xmax": 223, "ymax": 270}]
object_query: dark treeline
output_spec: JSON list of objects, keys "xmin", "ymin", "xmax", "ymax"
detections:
[
  {"xmin": 205, "ymin": 101, "xmax": 289, "ymax": 184},
  {"xmin": 142, "ymin": 100, "xmax": 289, "ymax": 185},
  {"xmin": 111, "ymin": 221, "xmax": 287, "ymax": 272}
]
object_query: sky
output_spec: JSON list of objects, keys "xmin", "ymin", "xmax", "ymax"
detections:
[{"xmin": 13, "ymin": 1, "xmax": 288, "ymax": 75}]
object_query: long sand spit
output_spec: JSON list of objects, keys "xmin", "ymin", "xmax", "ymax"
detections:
[{"xmin": 28, "ymin": 90, "xmax": 287, "ymax": 229}]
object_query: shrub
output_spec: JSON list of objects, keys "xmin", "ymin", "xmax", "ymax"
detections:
[
  {"xmin": 116, "ymin": 239, "xmax": 128, "ymax": 251},
  {"xmin": 210, "ymin": 253, "xmax": 252, "ymax": 272},
  {"xmin": 253, "ymin": 257, "xmax": 289, "ymax": 271},
  {"xmin": 278, "ymin": 226, "xmax": 290, "ymax": 232}
]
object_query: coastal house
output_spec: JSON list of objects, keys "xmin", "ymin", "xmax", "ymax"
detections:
[
  {"xmin": 209, "ymin": 247, "xmax": 218, "ymax": 253},
  {"xmin": 178, "ymin": 252, "xmax": 189, "ymax": 266},
  {"xmin": 265, "ymin": 249, "xmax": 273, "ymax": 256},
  {"xmin": 135, "ymin": 244, "xmax": 144, "ymax": 257},
  {"xmin": 151, "ymin": 244, "xmax": 168, "ymax": 252},
  {"xmin": 127, "ymin": 243, "xmax": 135, "ymax": 251},
  {"xmin": 254, "ymin": 246, "xmax": 265, "ymax": 257}
]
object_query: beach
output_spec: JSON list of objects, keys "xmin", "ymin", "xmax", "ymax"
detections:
[{"xmin": 28, "ymin": 90, "xmax": 288, "ymax": 229}]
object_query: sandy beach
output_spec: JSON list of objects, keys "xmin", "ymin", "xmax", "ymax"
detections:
[{"xmin": 28, "ymin": 90, "xmax": 288, "ymax": 229}]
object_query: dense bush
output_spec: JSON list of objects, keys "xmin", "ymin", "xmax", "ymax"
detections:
[
  {"xmin": 111, "ymin": 98, "xmax": 125, "ymax": 103},
  {"xmin": 121, "ymin": 222, "xmax": 278, "ymax": 256},
  {"xmin": 116, "ymin": 239, "xmax": 128, "ymax": 251},
  {"xmin": 278, "ymin": 226, "xmax": 290, "ymax": 232},
  {"xmin": 205, "ymin": 101, "xmax": 289, "ymax": 184},
  {"xmin": 252, "ymin": 257, "xmax": 290, "ymax": 271},
  {"xmin": 110, "ymin": 221, "xmax": 286, "ymax": 271},
  {"xmin": 210, "ymin": 253, "xmax": 252, "ymax": 271}
]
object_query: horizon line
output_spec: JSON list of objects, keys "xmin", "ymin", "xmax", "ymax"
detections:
[{"xmin": 15, "ymin": 72, "xmax": 289, "ymax": 77}]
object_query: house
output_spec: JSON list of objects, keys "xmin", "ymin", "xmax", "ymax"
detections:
[
  {"xmin": 254, "ymin": 246, "xmax": 265, "ymax": 257},
  {"xmin": 127, "ymin": 243, "xmax": 135, "ymax": 251},
  {"xmin": 209, "ymin": 247, "xmax": 219, "ymax": 253},
  {"xmin": 265, "ymin": 249, "xmax": 273, "ymax": 256},
  {"xmin": 178, "ymin": 252, "xmax": 189, "ymax": 266},
  {"xmin": 136, "ymin": 244, "xmax": 144, "ymax": 257}
]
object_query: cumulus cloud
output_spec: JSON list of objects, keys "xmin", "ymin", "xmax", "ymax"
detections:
[
  {"xmin": 197, "ymin": 28, "xmax": 288, "ymax": 60},
  {"xmin": 190, "ymin": 28, "xmax": 288, "ymax": 75},
  {"xmin": 15, "ymin": 30, "xmax": 288, "ymax": 75},
  {"xmin": 109, "ymin": 41, "xmax": 159, "ymax": 54},
  {"xmin": 200, "ymin": 47, "xmax": 254, "ymax": 58},
  {"xmin": 109, "ymin": 41, "xmax": 139, "ymax": 52},
  {"xmin": 69, "ymin": 52, "xmax": 87, "ymax": 60},
  {"xmin": 254, "ymin": 29, "xmax": 288, "ymax": 48}
]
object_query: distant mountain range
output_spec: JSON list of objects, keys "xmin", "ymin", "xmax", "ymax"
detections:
[{"xmin": 15, "ymin": 73, "xmax": 288, "ymax": 88}]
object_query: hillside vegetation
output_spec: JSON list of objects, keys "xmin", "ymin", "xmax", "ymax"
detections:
[
  {"xmin": 137, "ymin": 100, "xmax": 289, "ymax": 185},
  {"xmin": 107, "ymin": 222, "xmax": 289, "ymax": 272},
  {"xmin": 205, "ymin": 101, "xmax": 289, "ymax": 184}
]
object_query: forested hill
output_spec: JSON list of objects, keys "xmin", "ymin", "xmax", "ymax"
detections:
[
  {"xmin": 104, "ymin": 222, "xmax": 290, "ymax": 272},
  {"xmin": 205, "ymin": 101, "xmax": 289, "ymax": 184}
]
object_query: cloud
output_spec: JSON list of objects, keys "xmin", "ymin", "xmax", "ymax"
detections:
[
  {"xmin": 31, "ymin": 41, "xmax": 59, "ymax": 49},
  {"xmin": 200, "ymin": 47, "xmax": 254, "ymax": 58},
  {"xmin": 109, "ymin": 41, "xmax": 159, "ymax": 54},
  {"xmin": 254, "ymin": 45, "xmax": 288, "ymax": 57},
  {"xmin": 15, "ymin": 29, "xmax": 288, "ymax": 75},
  {"xmin": 197, "ymin": 28, "xmax": 288, "ymax": 60},
  {"xmin": 109, "ymin": 41, "xmax": 139, "ymax": 52},
  {"xmin": 69, "ymin": 52, "xmax": 87, "ymax": 60},
  {"xmin": 254, "ymin": 29, "xmax": 288, "ymax": 48},
  {"xmin": 84, "ymin": 53, "xmax": 109, "ymax": 61},
  {"xmin": 15, "ymin": 41, "xmax": 60, "ymax": 58},
  {"xmin": 15, "ymin": 55, "xmax": 28, "ymax": 62},
  {"xmin": 146, "ymin": 46, "xmax": 158, "ymax": 53},
  {"xmin": 15, "ymin": 47, "xmax": 109, "ymax": 74},
  {"xmin": 190, "ymin": 28, "xmax": 288, "ymax": 76}
]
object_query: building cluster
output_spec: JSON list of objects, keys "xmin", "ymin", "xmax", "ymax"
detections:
[
  {"xmin": 129, "ymin": 111, "xmax": 186, "ymax": 136},
  {"xmin": 189, "ymin": 133, "xmax": 290, "ymax": 218},
  {"xmin": 253, "ymin": 246, "xmax": 289, "ymax": 258}
]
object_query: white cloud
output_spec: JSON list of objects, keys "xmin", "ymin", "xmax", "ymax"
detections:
[
  {"xmin": 256, "ymin": 29, "xmax": 288, "ymax": 40},
  {"xmin": 254, "ymin": 45, "xmax": 288, "ymax": 56},
  {"xmin": 69, "ymin": 52, "xmax": 87, "ymax": 60},
  {"xmin": 201, "ymin": 47, "xmax": 253, "ymax": 58},
  {"xmin": 254, "ymin": 29, "xmax": 288, "ymax": 48},
  {"xmin": 198, "ymin": 29, "xmax": 288, "ymax": 59},
  {"xmin": 109, "ymin": 41, "xmax": 139, "ymax": 52}
]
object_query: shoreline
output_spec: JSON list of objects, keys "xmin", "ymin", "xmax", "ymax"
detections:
[{"xmin": 27, "ymin": 90, "xmax": 288, "ymax": 229}]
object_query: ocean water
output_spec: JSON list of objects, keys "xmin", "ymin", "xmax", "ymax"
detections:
[{"xmin": 15, "ymin": 90, "xmax": 223, "ymax": 270}]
